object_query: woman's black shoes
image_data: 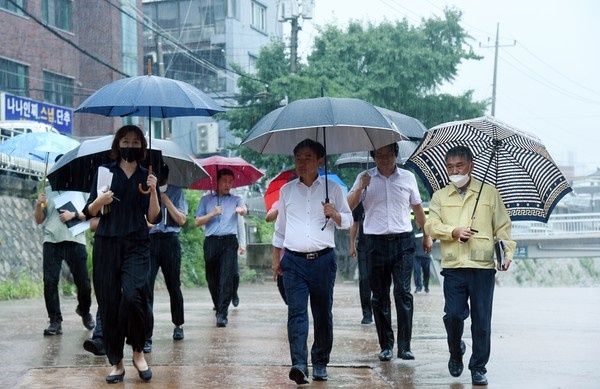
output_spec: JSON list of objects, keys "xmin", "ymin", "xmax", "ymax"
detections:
[
  {"xmin": 105, "ymin": 371, "xmax": 125, "ymax": 384},
  {"xmin": 132, "ymin": 359, "xmax": 153, "ymax": 381}
]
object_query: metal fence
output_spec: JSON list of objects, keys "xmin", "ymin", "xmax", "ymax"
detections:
[{"xmin": 512, "ymin": 213, "xmax": 600, "ymax": 237}]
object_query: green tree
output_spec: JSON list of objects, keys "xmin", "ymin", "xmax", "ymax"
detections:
[{"xmin": 227, "ymin": 7, "xmax": 488, "ymax": 182}]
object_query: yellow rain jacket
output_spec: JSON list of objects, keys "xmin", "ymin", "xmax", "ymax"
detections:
[{"xmin": 425, "ymin": 178, "xmax": 516, "ymax": 269}]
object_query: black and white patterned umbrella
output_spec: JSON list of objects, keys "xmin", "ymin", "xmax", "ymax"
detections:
[{"xmin": 405, "ymin": 116, "xmax": 572, "ymax": 222}]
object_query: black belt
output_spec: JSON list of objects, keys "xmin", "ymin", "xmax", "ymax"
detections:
[
  {"xmin": 287, "ymin": 247, "xmax": 333, "ymax": 260},
  {"xmin": 365, "ymin": 232, "xmax": 411, "ymax": 241},
  {"xmin": 206, "ymin": 234, "xmax": 236, "ymax": 240}
]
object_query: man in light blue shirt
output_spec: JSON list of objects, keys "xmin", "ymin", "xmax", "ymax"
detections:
[{"xmin": 195, "ymin": 168, "xmax": 247, "ymax": 328}]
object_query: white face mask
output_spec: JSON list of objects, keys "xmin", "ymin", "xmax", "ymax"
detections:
[
  {"xmin": 159, "ymin": 184, "xmax": 168, "ymax": 193},
  {"xmin": 449, "ymin": 174, "xmax": 470, "ymax": 188}
]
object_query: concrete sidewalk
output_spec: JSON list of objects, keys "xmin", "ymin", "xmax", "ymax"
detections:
[{"xmin": 1, "ymin": 281, "xmax": 599, "ymax": 388}]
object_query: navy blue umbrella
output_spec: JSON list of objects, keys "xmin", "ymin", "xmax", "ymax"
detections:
[
  {"xmin": 75, "ymin": 74, "xmax": 224, "ymax": 118},
  {"xmin": 75, "ymin": 72, "xmax": 223, "ymax": 193}
]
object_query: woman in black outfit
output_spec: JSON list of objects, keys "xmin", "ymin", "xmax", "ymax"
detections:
[{"xmin": 84, "ymin": 125, "xmax": 160, "ymax": 383}]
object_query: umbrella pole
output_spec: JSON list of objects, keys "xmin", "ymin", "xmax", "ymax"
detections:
[
  {"xmin": 40, "ymin": 152, "xmax": 49, "ymax": 208},
  {"xmin": 469, "ymin": 144, "xmax": 498, "ymax": 226},
  {"xmin": 138, "ymin": 111, "xmax": 153, "ymax": 195},
  {"xmin": 321, "ymin": 126, "xmax": 330, "ymax": 231}
]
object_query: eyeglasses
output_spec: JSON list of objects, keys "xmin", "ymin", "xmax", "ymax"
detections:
[{"xmin": 373, "ymin": 152, "xmax": 395, "ymax": 159}]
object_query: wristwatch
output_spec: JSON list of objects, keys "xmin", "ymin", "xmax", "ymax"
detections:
[{"xmin": 74, "ymin": 211, "xmax": 79, "ymax": 220}]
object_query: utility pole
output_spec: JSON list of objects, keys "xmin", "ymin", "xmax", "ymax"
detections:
[
  {"xmin": 279, "ymin": 0, "xmax": 314, "ymax": 74},
  {"xmin": 480, "ymin": 23, "xmax": 516, "ymax": 116}
]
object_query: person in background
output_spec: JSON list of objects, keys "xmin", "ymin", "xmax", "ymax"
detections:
[
  {"xmin": 425, "ymin": 145, "xmax": 516, "ymax": 386},
  {"xmin": 231, "ymin": 213, "xmax": 247, "ymax": 308},
  {"xmin": 83, "ymin": 124, "xmax": 160, "ymax": 383},
  {"xmin": 82, "ymin": 217, "xmax": 105, "ymax": 356},
  {"xmin": 347, "ymin": 142, "xmax": 432, "ymax": 362},
  {"xmin": 272, "ymin": 139, "xmax": 352, "ymax": 384},
  {"xmin": 265, "ymin": 200, "xmax": 287, "ymax": 305},
  {"xmin": 349, "ymin": 201, "xmax": 372, "ymax": 324},
  {"xmin": 145, "ymin": 163, "xmax": 188, "ymax": 352},
  {"xmin": 34, "ymin": 188, "xmax": 95, "ymax": 336},
  {"xmin": 195, "ymin": 168, "xmax": 248, "ymax": 328},
  {"xmin": 413, "ymin": 230, "xmax": 432, "ymax": 294}
]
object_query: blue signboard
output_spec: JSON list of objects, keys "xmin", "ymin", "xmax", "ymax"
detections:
[{"xmin": 1, "ymin": 93, "xmax": 73, "ymax": 134}]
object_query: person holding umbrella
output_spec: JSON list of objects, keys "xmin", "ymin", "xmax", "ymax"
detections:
[
  {"xmin": 194, "ymin": 168, "xmax": 248, "ymax": 328},
  {"xmin": 83, "ymin": 124, "xmax": 160, "ymax": 383},
  {"xmin": 272, "ymin": 139, "xmax": 352, "ymax": 384},
  {"xmin": 347, "ymin": 142, "xmax": 431, "ymax": 362},
  {"xmin": 424, "ymin": 145, "xmax": 516, "ymax": 386},
  {"xmin": 146, "ymin": 162, "xmax": 188, "ymax": 349}
]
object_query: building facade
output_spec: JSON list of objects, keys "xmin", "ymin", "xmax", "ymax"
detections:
[
  {"xmin": 142, "ymin": 0, "xmax": 282, "ymax": 155},
  {"xmin": 0, "ymin": 0, "xmax": 143, "ymax": 138}
]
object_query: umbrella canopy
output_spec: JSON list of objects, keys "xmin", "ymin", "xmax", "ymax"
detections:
[
  {"xmin": 0, "ymin": 132, "xmax": 79, "ymax": 163},
  {"xmin": 190, "ymin": 155, "xmax": 264, "ymax": 191},
  {"xmin": 240, "ymin": 97, "xmax": 407, "ymax": 155},
  {"xmin": 47, "ymin": 135, "xmax": 207, "ymax": 192},
  {"xmin": 75, "ymin": 73, "xmax": 223, "ymax": 194},
  {"xmin": 405, "ymin": 115, "xmax": 573, "ymax": 222},
  {"xmin": 263, "ymin": 168, "xmax": 347, "ymax": 210},
  {"xmin": 375, "ymin": 106, "xmax": 427, "ymax": 141},
  {"xmin": 335, "ymin": 140, "xmax": 418, "ymax": 169},
  {"xmin": 75, "ymin": 74, "xmax": 224, "ymax": 119}
]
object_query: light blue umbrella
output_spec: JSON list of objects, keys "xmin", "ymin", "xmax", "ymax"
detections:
[{"xmin": 0, "ymin": 131, "xmax": 79, "ymax": 163}]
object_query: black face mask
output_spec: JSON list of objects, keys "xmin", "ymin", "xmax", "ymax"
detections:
[{"xmin": 120, "ymin": 147, "xmax": 143, "ymax": 163}]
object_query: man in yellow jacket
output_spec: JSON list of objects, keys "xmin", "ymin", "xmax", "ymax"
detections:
[{"xmin": 425, "ymin": 145, "xmax": 516, "ymax": 386}]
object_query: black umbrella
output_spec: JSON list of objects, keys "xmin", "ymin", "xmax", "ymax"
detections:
[
  {"xmin": 47, "ymin": 136, "xmax": 208, "ymax": 192},
  {"xmin": 241, "ymin": 97, "xmax": 406, "ymax": 203}
]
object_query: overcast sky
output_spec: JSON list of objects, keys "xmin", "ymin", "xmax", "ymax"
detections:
[{"xmin": 285, "ymin": 0, "xmax": 600, "ymax": 176}]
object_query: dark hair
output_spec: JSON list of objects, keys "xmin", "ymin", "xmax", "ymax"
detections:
[
  {"xmin": 109, "ymin": 124, "xmax": 147, "ymax": 162},
  {"xmin": 293, "ymin": 139, "xmax": 326, "ymax": 159},
  {"xmin": 158, "ymin": 162, "xmax": 169, "ymax": 184},
  {"xmin": 445, "ymin": 145, "xmax": 473, "ymax": 162},
  {"xmin": 217, "ymin": 168, "xmax": 234, "ymax": 180},
  {"xmin": 370, "ymin": 142, "xmax": 399, "ymax": 158}
]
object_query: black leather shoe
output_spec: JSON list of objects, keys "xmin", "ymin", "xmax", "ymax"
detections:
[
  {"xmin": 361, "ymin": 317, "xmax": 373, "ymax": 325},
  {"xmin": 133, "ymin": 359, "xmax": 153, "ymax": 381},
  {"xmin": 76, "ymin": 308, "xmax": 95, "ymax": 330},
  {"xmin": 378, "ymin": 348, "xmax": 393, "ymax": 361},
  {"xmin": 216, "ymin": 314, "xmax": 228, "ymax": 327},
  {"xmin": 448, "ymin": 359, "xmax": 463, "ymax": 377},
  {"xmin": 399, "ymin": 350, "xmax": 415, "ymax": 360},
  {"xmin": 143, "ymin": 340, "xmax": 152, "ymax": 353},
  {"xmin": 289, "ymin": 365, "xmax": 309, "ymax": 384},
  {"xmin": 313, "ymin": 365, "xmax": 328, "ymax": 381},
  {"xmin": 83, "ymin": 338, "xmax": 106, "ymax": 356},
  {"xmin": 232, "ymin": 295, "xmax": 239, "ymax": 307},
  {"xmin": 448, "ymin": 340, "xmax": 466, "ymax": 377},
  {"xmin": 471, "ymin": 370, "xmax": 488, "ymax": 386},
  {"xmin": 105, "ymin": 371, "xmax": 125, "ymax": 384}
]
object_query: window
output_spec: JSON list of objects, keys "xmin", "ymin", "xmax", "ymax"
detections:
[
  {"xmin": 251, "ymin": 1, "xmax": 266, "ymax": 32},
  {"xmin": 0, "ymin": 58, "xmax": 28, "ymax": 97},
  {"xmin": 0, "ymin": 0, "xmax": 25, "ymax": 15},
  {"xmin": 43, "ymin": 71, "xmax": 73, "ymax": 107},
  {"xmin": 42, "ymin": 0, "xmax": 71, "ymax": 31}
]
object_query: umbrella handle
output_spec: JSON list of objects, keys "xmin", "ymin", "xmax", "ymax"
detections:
[{"xmin": 138, "ymin": 165, "xmax": 152, "ymax": 195}]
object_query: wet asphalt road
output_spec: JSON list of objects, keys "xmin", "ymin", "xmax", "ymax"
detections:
[{"xmin": 1, "ymin": 281, "xmax": 599, "ymax": 388}]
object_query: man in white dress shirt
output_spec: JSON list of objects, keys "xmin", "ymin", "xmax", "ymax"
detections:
[
  {"xmin": 347, "ymin": 143, "xmax": 431, "ymax": 362},
  {"xmin": 272, "ymin": 139, "xmax": 352, "ymax": 384}
]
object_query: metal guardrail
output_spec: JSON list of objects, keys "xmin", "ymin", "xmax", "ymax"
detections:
[
  {"xmin": 512, "ymin": 213, "xmax": 600, "ymax": 237},
  {"xmin": 0, "ymin": 154, "xmax": 45, "ymax": 179}
]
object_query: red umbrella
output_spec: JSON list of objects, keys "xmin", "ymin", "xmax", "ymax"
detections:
[
  {"xmin": 263, "ymin": 169, "xmax": 297, "ymax": 211},
  {"xmin": 190, "ymin": 155, "xmax": 263, "ymax": 190}
]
